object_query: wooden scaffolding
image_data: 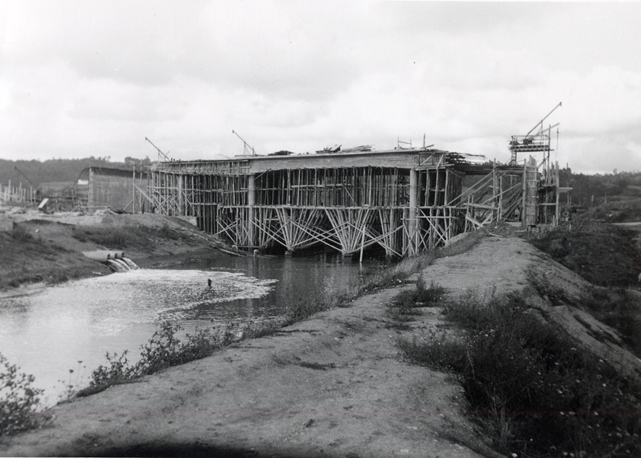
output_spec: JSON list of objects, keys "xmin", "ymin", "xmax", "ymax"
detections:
[{"xmin": 146, "ymin": 149, "xmax": 564, "ymax": 257}]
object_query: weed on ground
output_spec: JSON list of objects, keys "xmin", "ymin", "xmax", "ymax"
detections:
[
  {"xmin": 71, "ymin": 223, "xmax": 182, "ymax": 250},
  {"xmin": 388, "ymin": 278, "xmax": 448, "ymax": 321},
  {"xmin": 82, "ymin": 321, "xmax": 259, "ymax": 395},
  {"xmin": 0, "ymin": 353, "xmax": 49, "ymax": 438},
  {"xmin": 529, "ymin": 270, "xmax": 641, "ymax": 359},
  {"xmin": 528, "ymin": 224, "xmax": 641, "ymax": 288},
  {"xmin": 581, "ymin": 288, "xmax": 641, "ymax": 357},
  {"xmin": 398, "ymin": 294, "xmax": 641, "ymax": 458}
]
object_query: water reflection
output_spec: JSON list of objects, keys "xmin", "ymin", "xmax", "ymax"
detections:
[{"xmin": 0, "ymin": 253, "xmax": 376, "ymax": 405}]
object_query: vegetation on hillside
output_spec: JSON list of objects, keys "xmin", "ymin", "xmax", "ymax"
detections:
[
  {"xmin": 529, "ymin": 223, "xmax": 641, "ymax": 288},
  {"xmin": 397, "ymin": 291, "xmax": 641, "ymax": 458},
  {"xmin": 0, "ymin": 222, "xmax": 90, "ymax": 290}
]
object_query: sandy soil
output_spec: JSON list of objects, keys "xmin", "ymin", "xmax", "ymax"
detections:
[{"xmin": 2, "ymin": 231, "xmax": 638, "ymax": 457}]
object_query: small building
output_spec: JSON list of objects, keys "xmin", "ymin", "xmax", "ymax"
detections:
[{"xmin": 76, "ymin": 167, "xmax": 149, "ymax": 213}]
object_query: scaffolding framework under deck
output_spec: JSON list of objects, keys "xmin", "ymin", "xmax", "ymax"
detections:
[{"xmin": 147, "ymin": 150, "xmax": 563, "ymax": 257}]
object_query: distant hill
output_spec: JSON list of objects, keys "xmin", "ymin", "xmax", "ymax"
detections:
[{"xmin": 0, "ymin": 156, "xmax": 152, "ymax": 187}]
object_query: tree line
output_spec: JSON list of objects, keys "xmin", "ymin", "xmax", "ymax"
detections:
[
  {"xmin": 558, "ymin": 168, "xmax": 641, "ymax": 207},
  {"xmin": 0, "ymin": 156, "xmax": 152, "ymax": 187}
]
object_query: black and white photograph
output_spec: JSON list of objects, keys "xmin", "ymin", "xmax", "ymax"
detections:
[{"xmin": 1, "ymin": 1, "xmax": 641, "ymax": 457}]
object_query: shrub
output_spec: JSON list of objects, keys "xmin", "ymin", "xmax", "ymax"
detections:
[
  {"xmin": 389, "ymin": 280, "xmax": 448, "ymax": 320},
  {"xmin": 283, "ymin": 298, "xmax": 330, "ymax": 325},
  {"xmin": 397, "ymin": 328, "xmax": 466, "ymax": 372},
  {"xmin": 415, "ymin": 277, "xmax": 447, "ymax": 305},
  {"xmin": 10, "ymin": 224, "xmax": 33, "ymax": 242},
  {"xmin": 87, "ymin": 351, "xmax": 136, "ymax": 390},
  {"xmin": 135, "ymin": 322, "xmax": 227, "ymax": 376},
  {"xmin": 85, "ymin": 321, "xmax": 239, "ymax": 394},
  {"xmin": 0, "ymin": 353, "xmax": 47, "ymax": 437},
  {"xmin": 398, "ymin": 294, "xmax": 641, "ymax": 457},
  {"xmin": 581, "ymin": 288, "xmax": 641, "ymax": 357}
]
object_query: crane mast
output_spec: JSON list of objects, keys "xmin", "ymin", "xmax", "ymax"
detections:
[{"xmin": 509, "ymin": 102, "xmax": 562, "ymax": 166}]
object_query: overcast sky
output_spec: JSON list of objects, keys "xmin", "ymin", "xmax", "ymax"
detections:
[{"xmin": 1, "ymin": 1, "xmax": 640, "ymax": 173}]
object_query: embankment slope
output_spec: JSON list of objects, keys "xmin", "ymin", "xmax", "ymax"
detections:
[{"xmin": 0, "ymin": 209, "xmax": 224, "ymax": 292}]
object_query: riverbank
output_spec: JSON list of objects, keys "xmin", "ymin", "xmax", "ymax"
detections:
[
  {"xmin": 4, "ymin": 232, "xmax": 640, "ymax": 457},
  {"xmin": 0, "ymin": 207, "xmax": 228, "ymax": 291}
]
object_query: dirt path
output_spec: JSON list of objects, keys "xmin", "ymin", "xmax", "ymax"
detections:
[
  {"xmin": 2, "ymin": 283, "xmax": 489, "ymax": 458},
  {"xmin": 3, "ymin": 235, "xmax": 608, "ymax": 458}
]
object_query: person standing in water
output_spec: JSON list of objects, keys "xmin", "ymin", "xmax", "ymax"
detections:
[{"xmin": 207, "ymin": 278, "xmax": 212, "ymax": 289}]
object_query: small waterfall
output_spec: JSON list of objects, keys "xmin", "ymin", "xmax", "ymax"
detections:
[
  {"xmin": 121, "ymin": 257, "xmax": 140, "ymax": 270},
  {"xmin": 112, "ymin": 259, "xmax": 131, "ymax": 271},
  {"xmin": 106, "ymin": 259, "xmax": 126, "ymax": 272},
  {"xmin": 85, "ymin": 251, "xmax": 140, "ymax": 273}
]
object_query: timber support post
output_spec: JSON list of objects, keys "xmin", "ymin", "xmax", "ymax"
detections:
[
  {"xmin": 408, "ymin": 169, "xmax": 418, "ymax": 255},
  {"xmin": 147, "ymin": 148, "xmax": 555, "ymax": 257},
  {"xmin": 247, "ymin": 174, "xmax": 255, "ymax": 248}
]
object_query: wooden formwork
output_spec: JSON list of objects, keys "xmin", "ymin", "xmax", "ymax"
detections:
[
  {"xmin": 147, "ymin": 152, "xmax": 459, "ymax": 257},
  {"xmin": 147, "ymin": 150, "xmax": 563, "ymax": 256}
]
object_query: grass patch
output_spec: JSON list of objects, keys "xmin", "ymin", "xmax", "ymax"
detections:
[
  {"xmin": 71, "ymin": 223, "xmax": 181, "ymax": 249},
  {"xmin": 529, "ymin": 270, "xmax": 641, "ymax": 358},
  {"xmin": 396, "ymin": 328, "xmax": 466, "ymax": 372},
  {"xmin": 362, "ymin": 231, "xmax": 485, "ymax": 294},
  {"xmin": 398, "ymin": 294, "xmax": 641, "ymax": 458},
  {"xmin": 10, "ymin": 224, "xmax": 34, "ymax": 242},
  {"xmin": 72, "ymin": 226, "xmax": 139, "ymax": 247},
  {"xmin": 528, "ymin": 225, "xmax": 641, "ymax": 287},
  {"xmin": 582, "ymin": 288, "xmax": 641, "ymax": 357},
  {"xmin": 82, "ymin": 321, "xmax": 240, "ymax": 395},
  {"xmin": 388, "ymin": 278, "xmax": 448, "ymax": 320}
]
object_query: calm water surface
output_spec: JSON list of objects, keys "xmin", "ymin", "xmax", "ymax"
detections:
[{"xmin": 0, "ymin": 253, "xmax": 378, "ymax": 405}]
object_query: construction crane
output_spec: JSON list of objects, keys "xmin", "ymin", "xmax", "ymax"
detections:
[
  {"xmin": 232, "ymin": 130, "xmax": 256, "ymax": 156},
  {"xmin": 526, "ymin": 102, "xmax": 562, "ymax": 138},
  {"xmin": 14, "ymin": 166, "xmax": 37, "ymax": 188},
  {"xmin": 509, "ymin": 102, "xmax": 562, "ymax": 165},
  {"xmin": 145, "ymin": 137, "xmax": 171, "ymax": 162}
]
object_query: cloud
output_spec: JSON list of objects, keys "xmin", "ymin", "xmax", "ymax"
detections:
[{"xmin": 1, "ymin": 1, "xmax": 641, "ymax": 173}]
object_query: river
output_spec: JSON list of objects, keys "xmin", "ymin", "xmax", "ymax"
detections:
[{"xmin": 0, "ymin": 252, "xmax": 380, "ymax": 406}]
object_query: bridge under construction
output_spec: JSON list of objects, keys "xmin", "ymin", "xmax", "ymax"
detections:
[{"xmin": 143, "ymin": 146, "xmax": 568, "ymax": 258}]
